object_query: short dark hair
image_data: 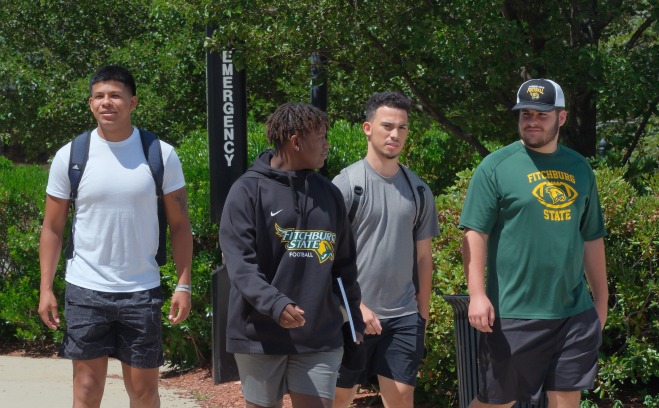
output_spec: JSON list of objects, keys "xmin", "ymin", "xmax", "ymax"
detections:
[
  {"xmin": 89, "ymin": 65, "xmax": 136, "ymax": 96},
  {"xmin": 266, "ymin": 103, "xmax": 329, "ymax": 152},
  {"xmin": 364, "ymin": 92, "xmax": 412, "ymax": 121}
]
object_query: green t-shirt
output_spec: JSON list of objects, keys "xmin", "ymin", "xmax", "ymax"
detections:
[{"xmin": 459, "ymin": 141, "xmax": 606, "ymax": 319}]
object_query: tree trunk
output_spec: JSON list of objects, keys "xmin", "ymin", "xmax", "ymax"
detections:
[
  {"xmin": 563, "ymin": 89, "xmax": 598, "ymax": 157},
  {"xmin": 503, "ymin": 0, "xmax": 608, "ymax": 158}
]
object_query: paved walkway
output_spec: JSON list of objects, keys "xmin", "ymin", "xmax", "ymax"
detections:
[{"xmin": 0, "ymin": 355, "xmax": 200, "ymax": 407}]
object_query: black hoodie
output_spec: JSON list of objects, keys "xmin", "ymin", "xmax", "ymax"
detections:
[{"xmin": 219, "ymin": 150, "xmax": 365, "ymax": 354}]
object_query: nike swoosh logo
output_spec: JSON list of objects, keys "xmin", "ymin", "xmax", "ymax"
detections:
[{"xmin": 270, "ymin": 209, "xmax": 283, "ymax": 216}]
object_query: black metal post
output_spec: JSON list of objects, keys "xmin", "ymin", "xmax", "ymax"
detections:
[
  {"xmin": 443, "ymin": 295, "xmax": 481, "ymax": 408},
  {"xmin": 310, "ymin": 52, "xmax": 328, "ymax": 176},
  {"xmin": 207, "ymin": 25, "xmax": 248, "ymax": 384},
  {"xmin": 310, "ymin": 52, "xmax": 328, "ymax": 112}
]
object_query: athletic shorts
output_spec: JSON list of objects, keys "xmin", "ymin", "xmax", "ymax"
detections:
[
  {"xmin": 59, "ymin": 282, "xmax": 165, "ymax": 369},
  {"xmin": 336, "ymin": 312, "xmax": 426, "ymax": 388},
  {"xmin": 234, "ymin": 349, "xmax": 343, "ymax": 406},
  {"xmin": 477, "ymin": 308, "xmax": 602, "ymax": 405}
]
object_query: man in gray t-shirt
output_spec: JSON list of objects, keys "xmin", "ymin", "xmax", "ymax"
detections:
[{"xmin": 332, "ymin": 92, "xmax": 440, "ymax": 408}]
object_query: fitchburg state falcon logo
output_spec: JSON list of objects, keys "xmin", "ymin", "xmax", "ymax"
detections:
[
  {"xmin": 275, "ymin": 224, "xmax": 336, "ymax": 263},
  {"xmin": 527, "ymin": 170, "xmax": 579, "ymax": 222}
]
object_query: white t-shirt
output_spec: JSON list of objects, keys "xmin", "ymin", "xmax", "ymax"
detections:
[{"xmin": 46, "ymin": 127, "xmax": 185, "ymax": 292}]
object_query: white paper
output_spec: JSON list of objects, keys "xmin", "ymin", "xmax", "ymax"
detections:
[{"xmin": 337, "ymin": 277, "xmax": 357, "ymax": 342}]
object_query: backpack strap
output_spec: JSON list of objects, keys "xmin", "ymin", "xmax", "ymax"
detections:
[
  {"xmin": 399, "ymin": 164, "xmax": 426, "ymax": 234},
  {"xmin": 348, "ymin": 185, "xmax": 363, "ymax": 223},
  {"xmin": 139, "ymin": 129, "xmax": 167, "ymax": 266},
  {"xmin": 399, "ymin": 164, "xmax": 427, "ymax": 295},
  {"xmin": 415, "ymin": 184, "xmax": 426, "ymax": 233},
  {"xmin": 346, "ymin": 160, "xmax": 366, "ymax": 224},
  {"xmin": 64, "ymin": 131, "xmax": 91, "ymax": 260},
  {"xmin": 68, "ymin": 131, "xmax": 92, "ymax": 200}
]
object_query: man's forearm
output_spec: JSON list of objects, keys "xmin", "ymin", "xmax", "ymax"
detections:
[
  {"xmin": 462, "ymin": 229, "xmax": 488, "ymax": 297},
  {"xmin": 170, "ymin": 223, "xmax": 192, "ymax": 285}
]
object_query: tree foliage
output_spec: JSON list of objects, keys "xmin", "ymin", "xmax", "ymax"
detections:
[
  {"xmin": 0, "ymin": 0, "xmax": 207, "ymax": 161},
  {"xmin": 206, "ymin": 0, "xmax": 657, "ymax": 164},
  {"xmin": 1, "ymin": 0, "xmax": 656, "ymax": 170}
]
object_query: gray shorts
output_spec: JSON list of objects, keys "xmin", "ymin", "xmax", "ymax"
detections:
[
  {"xmin": 234, "ymin": 349, "xmax": 343, "ymax": 406},
  {"xmin": 59, "ymin": 282, "xmax": 165, "ymax": 369},
  {"xmin": 477, "ymin": 308, "xmax": 602, "ymax": 404}
]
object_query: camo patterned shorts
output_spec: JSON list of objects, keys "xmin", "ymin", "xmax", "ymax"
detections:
[{"xmin": 59, "ymin": 282, "xmax": 164, "ymax": 368}]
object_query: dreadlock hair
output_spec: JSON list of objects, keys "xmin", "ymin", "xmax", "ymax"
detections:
[
  {"xmin": 364, "ymin": 92, "xmax": 411, "ymax": 121},
  {"xmin": 266, "ymin": 103, "xmax": 329, "ymax": 152},
  {"xmin": 90, "ymin": 65, "xmax": 137, "ymax": 96}
]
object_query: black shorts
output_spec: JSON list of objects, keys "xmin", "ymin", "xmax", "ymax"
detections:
[
  {"xmin": 59, "ymin": 282, "xmax": 165, "ymax": 369},
  {"xmin": 337, "ymin": 313, "xmax": 426, "ymax": 388},
  {"xmin": 477, "ymin": 308, "xmax": 602, "ymax": 404}
]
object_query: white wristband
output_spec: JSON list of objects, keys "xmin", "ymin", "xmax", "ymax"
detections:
[{"xmin": 175, "ymin": 284, "xmax": 192, "ymax": 294}]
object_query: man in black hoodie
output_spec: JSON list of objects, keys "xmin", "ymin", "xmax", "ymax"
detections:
[{"xmin": 219, "ymin": 103, "xmax": 365, "ymax": 408}]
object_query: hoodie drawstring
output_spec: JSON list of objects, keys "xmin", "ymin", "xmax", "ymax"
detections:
[
  {"xmin": 286, "ymin": 172, "xmax": 311, "ymax": 228},
  {"xmin": 302, "ymin": 177, "xmax": 310, "ymax": 228},
  {"xmin": 287, "ymin": 173, "xmax": 300, "ymax": 215}
]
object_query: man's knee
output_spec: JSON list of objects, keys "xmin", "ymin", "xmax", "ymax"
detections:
[
  {"xmin": 122, "ymin": 365, "xmax": 160, "ymax": 407},
  {"xmin": 468, "ymin": 398, "xmax": 515, "ymax": 408},
  {"xmin": 377, "ymin": 376, "xmax": 415, "ymax": 408},
  {"xmin": 546, "ymin": 390, "xmax": 581, "ymax": 408},
  {"xmin": 332, "ymin": 386, "xmax": 358, "ymax": 408},
  {"xmin": 72, "ymin": 376, "xmax": 105, "ymax": 407},
  {"xmin": 125, "ymin": 385, "xmax": 159, "ymax": 406},
  {"xmin": 72, "ymin": 359, "xmax": 108, "ymax": 406}
]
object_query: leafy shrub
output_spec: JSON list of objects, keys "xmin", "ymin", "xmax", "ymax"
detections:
[
  {"xmin": 325, "ymin": 119, "xmax": 367, "ymax": 177},
  {"xmin": 416, "ymin": 169, "xmax": 474, "ymax": 405},
  {"xmin": 587, "ymin": 167, "xmax": 659, "ymax": 405},
  {"xmin": 0, "ymin": 156, "xmax": 61, "ymax": 347},
  {"xmin": 1, "ymin": 124, "xmax": 657, "ymax": 405}
]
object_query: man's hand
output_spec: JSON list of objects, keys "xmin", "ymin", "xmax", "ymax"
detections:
[
  {"xmin": 360, "ymin": 304, "xmax": 382, "ymax": 335},
  {"xmin": 468, "ymin": 294, "xmax": 495, "ymax": 333},
  {"xmin": 279, "ymin": 304, "xmax": 305, "ymax": 329},
  {"xmin": 38, "ymin": 289, "xmax": 60, "ymax": 330},
  {"xmin": 168, "ymin": 292, "xmax": 191, "ymax": 324}
]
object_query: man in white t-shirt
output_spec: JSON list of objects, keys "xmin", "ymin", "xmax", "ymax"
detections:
[
  {"xmin": 38, "ymin": 65, "xmax": 193, "ymax": 408},
  {"xmin": 332, "ymin": 92, "xmax": 440, "ymax": 408}
]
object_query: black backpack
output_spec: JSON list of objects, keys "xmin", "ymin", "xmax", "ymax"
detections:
[{"xmin": 65, "ymin": 129, "xmax": 167, "ymax": 266}]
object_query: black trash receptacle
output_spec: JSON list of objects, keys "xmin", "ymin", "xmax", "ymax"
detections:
[{"xmin": 443, "ymin": 295, "xmax": 547, "ymax": 408}]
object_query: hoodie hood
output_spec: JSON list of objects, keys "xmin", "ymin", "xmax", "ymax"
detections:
[
  {"xmin": 248, "ymin": 150, "xmax": 315, "ymax": 186},
  {"xmin": 248, "ymin": 149, "xmax": 315, "ymax": 223}
]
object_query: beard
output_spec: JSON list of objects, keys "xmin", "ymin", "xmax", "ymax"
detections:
[{"xmin": 519, "ymin": 116, "xmax": 560, "ymax": 150}]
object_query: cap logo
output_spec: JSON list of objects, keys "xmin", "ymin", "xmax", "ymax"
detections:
[{"xmin": 527, "ymin": 86, "xmax": 545, "ymax": 100}]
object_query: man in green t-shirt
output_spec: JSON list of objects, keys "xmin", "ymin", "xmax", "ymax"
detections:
[{"xmin": 459, "ymin": 79, "xmax": 608, "ymax": 408}]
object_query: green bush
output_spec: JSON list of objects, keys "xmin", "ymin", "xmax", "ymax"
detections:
[
  {"xmin": 325, "ymin": 120, "xmax": 368, "ymax": 177},
  {"xmin": 588, "ymin": 167, "xmax": 659, "ymax": 405},
  {"xmin": 1, "ymin": 125, "xmax": 657, "ymax": 405},
  {"xmin": 0, "ymin": 156, "xmax": 61, "ymax": 347},
  {"xmin": 158, "ymin": 129, "xmax": 218, "ymax": 368},
  {"xmin": 416, "ymin": 169, "xmax": 475, "ymax": 405}
]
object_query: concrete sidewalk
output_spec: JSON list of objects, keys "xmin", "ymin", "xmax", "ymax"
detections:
[{"xmin": 0, "ymin": 355, "xmax": 200, "ymax": 407}]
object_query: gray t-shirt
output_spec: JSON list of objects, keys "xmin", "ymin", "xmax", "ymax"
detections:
[{"xmin": 333, "ymin": 160, "xmax": 440, "ymax": 319}]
